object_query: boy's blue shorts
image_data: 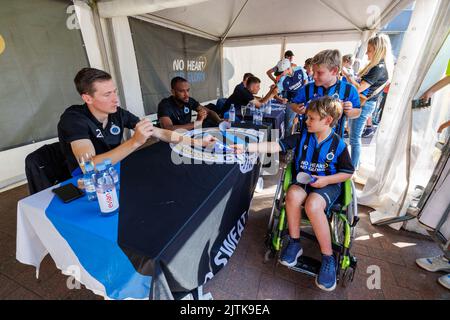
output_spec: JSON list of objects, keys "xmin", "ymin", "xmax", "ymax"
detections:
[{"xmin": 293, "ymin": 182, "xmax": 342, "ymax": 217}]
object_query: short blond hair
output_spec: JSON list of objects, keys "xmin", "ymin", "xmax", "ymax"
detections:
[
  {"xmin": 311, "ymin": 49, "xmax": 342, "ymax": 72},
  {"xmin": 308, "ymin": 96, "xmax": 343, "ymax": 127}
]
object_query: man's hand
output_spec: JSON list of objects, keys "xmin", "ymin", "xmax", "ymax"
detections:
[
  {"xmin": 131, "ymin": 119, "xmax": 154, "ymax": 147},
  {"xmin": 309, "ymin": 175, "xmax": 329, "ymax": 188},
  {"xmin": 196, "ymin": 108, "xmax": 208, "ymax": 122},
  {"xmin": 343, "ymin": 101, "xmax": 353, "ymax": 116},
  {"xmin": 290, "ymin": 103, "xmax": 306, "ymax": 115}
]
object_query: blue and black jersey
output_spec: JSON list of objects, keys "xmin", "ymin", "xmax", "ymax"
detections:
[
  {"xmin": 291, "ymin": 79, "xmax": 360, "ymax": 137},
  {"xmin": 277, "ymin": 66, "xmax": 308, "ymax": 102},
  {"xmin": 279, "ymin": 129, "xmax": 354, "ymax": 180}
]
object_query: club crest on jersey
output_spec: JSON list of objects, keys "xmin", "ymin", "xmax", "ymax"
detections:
[
  {"xmin": 326, "ymin": 152, "xmax": 335, "ymax": 161},
  {"xmin": 184, "ymin": 106, "xmax": 190, "ymax": 114},
  {"xmin": 110, "ymin": 124, "xmax": 121, "ymax": 135}
]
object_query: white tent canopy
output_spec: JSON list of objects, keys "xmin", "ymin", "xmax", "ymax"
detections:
[{"xmin": 98, "ymin": 0, "xmax": 410, "ymax": 42}]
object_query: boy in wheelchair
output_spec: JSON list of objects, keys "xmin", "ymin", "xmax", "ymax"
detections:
[{"xmin": 232, "ymin": 96, "xmax": 354, "ymax": 291}]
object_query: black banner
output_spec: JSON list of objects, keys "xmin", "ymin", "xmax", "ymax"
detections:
[{"xmin": 129, "ymin": 18, "xmax": 222, "ymax": 115}]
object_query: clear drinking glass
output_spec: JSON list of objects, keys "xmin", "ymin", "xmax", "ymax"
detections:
[{"xmin": 241, "ymin": 105, "xmax": 247, "ymax": 123}]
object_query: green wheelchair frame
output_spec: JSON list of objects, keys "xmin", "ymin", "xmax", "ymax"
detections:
[{"xmin": 264, "ymin": 160, "xmax": 359, "ymax": 287}]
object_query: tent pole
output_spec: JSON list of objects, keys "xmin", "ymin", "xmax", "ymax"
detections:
[
  {"xmin": 281, "ymin": 37, "xmax": 286, "ymax": 59},
  {"xmin": 220, "ymin": 0, "xmax": 249, "ymax": 44}
]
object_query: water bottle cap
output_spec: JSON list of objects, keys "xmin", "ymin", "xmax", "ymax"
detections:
[
  {"xmin": 96, "ymin": 163, "xmax": 106, "ymax": 171},
  {"xmin": 104, "ymin": 158, "xmax": 112, "ymax": 165}
]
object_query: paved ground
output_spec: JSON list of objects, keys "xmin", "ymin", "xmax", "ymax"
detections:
[{"xmin": 0, "ymin": 173, "xmax": 449, "ymax": 300}]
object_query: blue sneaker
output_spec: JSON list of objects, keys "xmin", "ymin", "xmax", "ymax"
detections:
[
  {"xmin": 362, "ymin": 126, "xmax": 375, "ymax": 138},
  {"xmin": 279, "ymin": 239, "xmax": 303, "ymax": 267},
  {"xmin": 316, "ymin": 254, "xmax": 337, "ymax": 291}
]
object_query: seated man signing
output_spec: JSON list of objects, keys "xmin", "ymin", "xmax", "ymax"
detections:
[
  {"xmin": 58, "ymin": 68, "xmax": 215, "ymax": 174},
  {"xmin": 222, "ymin": 76, "xmax": 278, "ymax": 116},
  {"xmin": 232, "ymin": 96, "xmax": 354, "ymax": 292},
  {"xmin": 158, "ymin": 76, "xmax": 221, "ymax": 131}
]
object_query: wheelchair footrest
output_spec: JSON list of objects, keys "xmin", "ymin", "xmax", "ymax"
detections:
[{"xmin": 289, "ymin": 255, "xmax": 321, "ymax": 277}]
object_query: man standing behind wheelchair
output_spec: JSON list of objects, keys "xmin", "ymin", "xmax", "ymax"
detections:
[{"xmin": 231, "ymin": 96, "xmax": 354, "ymax": 291}]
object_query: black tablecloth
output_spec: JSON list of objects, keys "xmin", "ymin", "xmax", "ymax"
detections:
[{"xmin": 118, "ymin": 141, "xmax": 261, "ymax": 299}]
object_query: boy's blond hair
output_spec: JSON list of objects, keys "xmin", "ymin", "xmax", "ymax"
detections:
[
  {"xmin": 308, "ymin": 96, "xmax": 343, "ymax": 127},
  {"xmin": 311, "ymin": 49, "xmax": 342, "ymax": 72}
]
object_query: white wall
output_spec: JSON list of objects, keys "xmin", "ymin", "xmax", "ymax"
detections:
[
  {"xmin": 0, "ymin": 138, "xmax": 58, "ymax": 191},
  {"xmin": 223, "ymin": 44, "xmax": 282, "ymax": 98}
]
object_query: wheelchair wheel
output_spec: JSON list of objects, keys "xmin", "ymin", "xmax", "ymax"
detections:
[
  {"xmin": 263, "ymin": 248, "xmax": 276, "ymax": 263},
  {"xmin": 341, "ymin": 267, "xmax": 355, "ymax": 287}
]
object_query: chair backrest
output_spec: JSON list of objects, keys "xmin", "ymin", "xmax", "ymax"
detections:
[
  {"xmin": 25, "ymin": 142, "xmax": 72, "ymax": 194},
  {"xmin": 215, "ymin": 98, "xmax": 228, "ymax": 112}
]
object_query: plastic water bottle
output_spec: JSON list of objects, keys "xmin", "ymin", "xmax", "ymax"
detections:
[
  {"xmin": 253, "ymin": 108, "xmax": 263, "ymax": 125},
  {"xmin": 104, "ymin": 158, "xmax": 119, "ymax": 191},
  {"xmin": 265, "ymin": 100, "xmax": 272, "ymax": 115},
  {"xmin": 83, "ymin": 162, "xmax": 97, "ymax": 201},
  {"xmin": 95, "ymin": 163, "xmax": 119, "ymax": 216},
  {"xmin": 257, "ymin": 108, "xmax": 263, "ymax": 125},
  {"xmin": 229, "ymin": 104, "xmax": 236, "ymax": 122}
]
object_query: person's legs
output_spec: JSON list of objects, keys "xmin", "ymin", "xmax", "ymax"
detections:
[
  {"xmin": 304, "ymin": 184, "xmax": 341, "ymax": 291},
  {"xmin": 279, "ymin": 184, "xmax": 308, "ymax": 267},
  {"xmin": 285, "ymin": 184, "xmax": 308, "ymax": 238},
  {"xmin": 349, "ymin": 100, "xmax": 377, "ymax": 168},
  {"xmin": 304, "ymin": 193, "xmax": 332, "ymax": 255}
]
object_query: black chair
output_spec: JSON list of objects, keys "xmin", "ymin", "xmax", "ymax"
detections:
[{"xmin": 25, "ymin": 142, "xmax": 72, "ymax": 195}]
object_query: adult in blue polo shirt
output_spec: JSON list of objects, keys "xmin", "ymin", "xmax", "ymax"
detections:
[
  {"xmin": 276, "ymin": 64, "xmax": 309, "ymax": 137},
  {"xmin": 277, "ymin": 65, "xmax": 308, "ymax": 102},
  {"xmin": 290, "ymin": 49, "xmax": 361, "ymax": 138}
]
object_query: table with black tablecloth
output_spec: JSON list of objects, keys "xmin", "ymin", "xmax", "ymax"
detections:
[{"xmin": 118, "ymin": 141, "xmax": 261, "ymax": 299}]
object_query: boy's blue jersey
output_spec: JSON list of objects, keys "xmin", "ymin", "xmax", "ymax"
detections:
[
  {"xmin": 279, "ymin": 129, "xmax": 354, "ymax": 179},
  {"xmin": 277, "ymin": 66, "xmax": 308, "ymax": 101},
  {"xmin": 291, "ymin": 79, "xmax": 360, "ymax": 137}
]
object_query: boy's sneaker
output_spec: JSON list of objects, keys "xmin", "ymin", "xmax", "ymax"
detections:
[
  {"xmin": 438, "ymin": 274, "xmax": 450, "ymax": 290},
  {"xmin": 416, "ymin": 255, "xmax": 450, "ymax": 272},
  {"xmin": 362, "ymin": 126, "xmax": 375, "ymax": 138},
  {"xmin": 315, "ymin": 254, "xmax": 337, "ymax": 291},
  {"xmin": 279, "ymin": 239, "xmax": 303, "ymax": 267}
]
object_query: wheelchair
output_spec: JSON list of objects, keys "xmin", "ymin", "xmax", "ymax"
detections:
[{"xmin": 263, "ymin": 154, "xmax": 359, "ymax": 287}]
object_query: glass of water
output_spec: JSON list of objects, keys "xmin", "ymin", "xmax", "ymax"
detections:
[{"xmin": 241, "ymin": 105, "xmax": 247, "ymax": 123}]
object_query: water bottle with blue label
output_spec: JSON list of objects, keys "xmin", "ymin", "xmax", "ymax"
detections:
[
  {"xmin": 83, "ymin": 162, "xmax": 97, "ymax": 201},
  {"xmin": 94, "ymin": 163, "xmax": 119, "ymax": 216},
  {"xmin": 229, "ymin": 104, "xmax": 236, "ymax": 123},
  {"xmin": 104, "ymin": 158, "xmax": 119, "ymax": 192}
]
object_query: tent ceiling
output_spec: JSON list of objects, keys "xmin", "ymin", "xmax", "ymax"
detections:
[{"xmin": 136, "ymin": 0, "xmax": 412, "ymax": 41}]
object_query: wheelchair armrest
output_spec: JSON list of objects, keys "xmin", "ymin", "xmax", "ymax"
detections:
[
  {"xmin": 341, "ymin": 179, "xmax": 353, "ymax": 208},
  {"xmin": 283, "ymin": 163, "xmax": 293, "ymax": 192}
]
